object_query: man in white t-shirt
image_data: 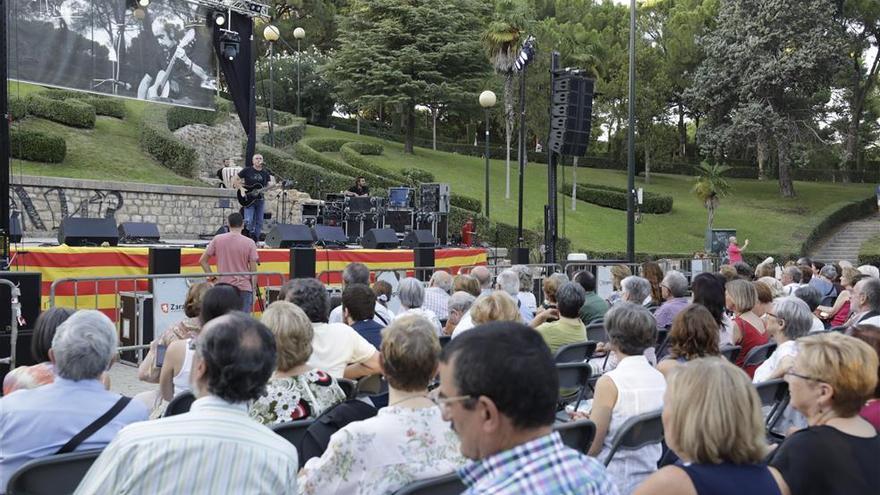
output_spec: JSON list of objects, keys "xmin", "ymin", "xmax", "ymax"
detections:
[
  {"xmin": 285, "ymin": 278, "xmax": 381, "ymax": 379},
  {"xmin": 328, "ymin": 262, "xmax": 394, "ymax": 325}
]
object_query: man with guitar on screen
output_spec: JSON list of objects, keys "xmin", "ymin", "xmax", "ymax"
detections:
[
  {"xmin": 235, "ymin": 154, "xmax": 274, "ymax": 243},
  {"xmin": 137, "ymin": 18, "xmax": 216, "ymax": 102}
]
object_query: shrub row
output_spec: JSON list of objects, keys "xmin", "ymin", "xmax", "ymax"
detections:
[
  {"xmin": 294, "ymin": 139, "xmax": 397, "ymax": 189},
  {"xmin": 801, "ymin": 196, "xmax": 877, "ymax": 255},
  {"xmin": 562, "ymin": 183, "xmax": 674, "ymax": 214},
  {"xmin": 257, "ymin": 144, "xmax": 354, "ymax": 198},
  {"xmin": 256, "ymin": 106, "xmax": 299, "ymax": 126},
  {"xmin": 344, "ymin": 142, "xmax": 383, "ymax": 156},
  {"xmin": 400, "ymin": 168, "xmax": 435, "ymax": 184},
  {"xmin": 450, "ymin": 194, "xmax": 481, "ymax": 213},
  {"xmin": 340, "ymin": 143, "xmax": 401, "ymax": 180},
  {"xmin": 8, "ymin": 96, "xmax": 28, "ymax": 121},
  {"xmin": 26, "ymin": 94, "xmax": 95, "ymax": 128},
  {"xmin": 858, "ymin": 233, "xmax": 880, "ymax": 267},
  {"xmin": 9, "ymin": 126, "xmax": 66, "ymax": 163},
  {"xmin": 40, "ymin": 89, "xmax": 125, "ymax": 119},
  {"xmin": 262, "ymin": 122, "xmax": 306, "ymax": 148},
  {"xmin": 139, "ymin": 107, "xmax": 198, "ymax": 177},
  {"xmin": 166, "ymin": 106, "xmax": 218, "ymax": 131}
]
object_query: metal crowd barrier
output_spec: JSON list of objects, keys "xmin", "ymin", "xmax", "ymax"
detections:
[{"xmin": 0, "ymin": 279, "xmax": 23, "ymax": 369}]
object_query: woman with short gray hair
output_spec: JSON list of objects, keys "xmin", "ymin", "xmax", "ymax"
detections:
[
  {"xmin": 394, "ymin": 277, "xmax": 442, "ymax": 334},
  {"xmin": 512, "ymin": 265, "xmax": 537, "ymax": 316},
  {"xmin": 52, "ymin": 310, "xmax": 118, "ymax": 381},
  {"xmin": 443, "ymin": 291, "xmax": 476, "ymax": 336},
  {"xmin": 621, "ymin": 276, "xmax": 652, "ymax": 306},
  {"xmin": 753, "ymin": 296, "xmax": 813, "ymax": 383}
]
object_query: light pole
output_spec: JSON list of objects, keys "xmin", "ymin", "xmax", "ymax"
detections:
[
  {"xmin": 262, "ymin": 25, "xmax": 280, "ymax": 147},
  {"xmin": 479, "ymin": 90, "xmax": 496, "ymax": 220},
  {"xmin": 293, "ymin": 27, "xmax": 305, "ymax": 117},
  {"xmin": 626, "ymin": 0, "xmax": 636, "ymax": 262}
]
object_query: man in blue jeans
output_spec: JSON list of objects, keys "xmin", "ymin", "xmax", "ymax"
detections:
[{"xmin": 237, "ymin": 154, "xmax": 273, "ymax": 243}]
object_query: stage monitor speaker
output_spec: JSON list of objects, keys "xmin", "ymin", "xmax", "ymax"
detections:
[
  {"xmin": 403, "ymin": 230, "xmax": 436, "ymax": 249},
  {"xmin": 9, "ymin": 212, "xmax": 22, "ymax": 243},
  {"xmin": 290, "ymin": 248, "xmax": 317, "ymax": 279},
  {"xmin": 313, "ymin": 226, "xmax": 348, "ymax": 247},
  {"xmin": 58, "ymin": 218, "xmax": 119, "ymax": 246},
  {"xmin": 512, "ymin": 247, "xmax": 530, "ymax": 265},
  {"xmin": 266, "ymin": 224, "xmax": 316, "ymax": 248},
  {"xmin": 413, "ymin": 247, "xmax": 435, "ymax": 282},
  {"xmin": 118, "ymin": 222, "xmax": 161, "ymax": 243},
  {"xmin": 548, "ymin": 75, "xmax": 594, "ymax": 157},
  {"xmin": 362, "ymin": 228, "xmax": 399, "ymax": 249}
]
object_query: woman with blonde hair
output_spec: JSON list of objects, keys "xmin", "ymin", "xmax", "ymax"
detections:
[
  {"xmin": 250, "ymin": 301, "xmax": 345, "ymax": 424},
  {"xmin": 725, "ymin": 279, "xmax": 769, "ymax": 377},
  {"xmin": 634, "ymin": 358, "xmax": 785, "ymax": 495},
  {"xmin": 768, "ymin": 332, "xmax": 879, "ymax": 495},
  {"xmin": 541, "ymin": 272, "xmax": 569, "ymax": 311},
  {"xmin": 452, "ymin": 274, "xmax": 480, "ymax": 298},
  {"xmin": 656, "ymin": 304, "xmax": 720, "ymax": 378},
  {"xmin": 470, "ymin": 291, "xmax": 521, "ymax": 326}
]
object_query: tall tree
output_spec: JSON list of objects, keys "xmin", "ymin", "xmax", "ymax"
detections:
[
  {"xmin": 329, "ymin": 0, "xmax": 491, "ymax": 153},
  {"xmin": 483, "ymin": 0, "xmax": 533, "ymax": 198},
  {"xmin": 693, "ymin": 161, "xmax": 731, "ymax": 235},
  {"xmin": 687, "ymin": 0, "xmax": 847, "ymax": 197}
]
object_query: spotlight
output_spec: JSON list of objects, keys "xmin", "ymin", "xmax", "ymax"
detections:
[
  {"xmin": 138, "ymin": 0, "xmax": 149, "ymax": 6},
  {"xmin": 514, "ymin": 35, "xmax": 536, "ymax": 72},
  {"xmin": 220, "ymin": 30, "xmax": 240, "ymax": 60},
  {"xmin": 208, "ymin": 11, "xmax": 226, "ymax": 27}
]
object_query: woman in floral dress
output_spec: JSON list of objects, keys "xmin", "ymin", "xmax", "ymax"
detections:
[{"xmin": 250, "ymin": 301, "xmax": 346, "ymax": 424}]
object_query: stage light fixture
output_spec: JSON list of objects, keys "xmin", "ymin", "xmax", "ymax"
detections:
[
  {"xmin": 138, "ymin": 0, "xmax": 150, "ymax": 6},
  {"xmin": 208, "ymin": 11, "xmax": 226, "ymax": 26},
  {"xmin": 514, "ymin": 35, "xmax": 536, "ymax": 72},
  {"xmin": 220, "ymin": 30, "xmax": 240, "ymax": 60}
]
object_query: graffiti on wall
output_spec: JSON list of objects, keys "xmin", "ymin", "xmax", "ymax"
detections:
[{"xmin": 12, "ymin": 186, "xmax": 125, "ymax": 231}]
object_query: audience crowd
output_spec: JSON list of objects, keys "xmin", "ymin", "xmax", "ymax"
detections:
[{"xmin": 1, "ymin": 256, "xmax": 879, "ymax": 495}]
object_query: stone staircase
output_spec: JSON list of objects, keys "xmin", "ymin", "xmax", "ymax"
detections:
[{"xmin": 810, "ymin": 213, "xmax": 880, "ymax": 264}]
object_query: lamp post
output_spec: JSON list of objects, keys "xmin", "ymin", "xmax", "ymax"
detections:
[
  {"xmin": 293, "ymin": 27, "xmax": 305, "ymax": 117},
  {"xmin": 479, "ymin": 90, "xmax": 496, "ymax": 220},
  {"xmin": 626, "ymin": 0, "xmax": 636, "ymax": 262},
  {"xmin": 263, "ymin": 24, "xmax": 280, "ymax": 147}
]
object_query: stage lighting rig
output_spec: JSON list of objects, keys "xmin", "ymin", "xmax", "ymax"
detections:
[
  {"xmin": 514, "ymin": 35, "xmax": 536, "ymax": 72},
  {"xmin": 208, "ymin": 10, "xmax": 226, "ymax": 26},
  {"xmin": 219, "ymin": 29, "xmax": 240, "ymax": 60}
]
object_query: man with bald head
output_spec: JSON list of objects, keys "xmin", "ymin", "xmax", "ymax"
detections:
[
  {"xmin": 470, "ymin": 266, "xmax": 493, "ymax": 296},
  {"xmin": 424, "ymin": 270, "xmax": 453, "ymax": 320}
]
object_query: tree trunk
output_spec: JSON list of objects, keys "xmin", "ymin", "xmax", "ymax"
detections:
[
  {"xmin": 404, "ymin": 102, "xmax": 415, "ymax": 154},
  {"xmin": 756, "ymin": 133, "xmax": 768, "ymax": 181},
  {"xmin": 432, "ymin": 108, "xmax": 438, "ymax": 151},
  {"xmin": 504, "ymin": 73, "xmax": 514, "ymax": 199},
  {"xmin": 707, "ymin": 203, "xmax": 714, "ymax": 232},
  {"xmin": 777, "ymin": 139, "xmax": 795, "ymax": 197},
  {"xmin": 677, "ymin": 102, "xmax": 686, "ymax": 159}
]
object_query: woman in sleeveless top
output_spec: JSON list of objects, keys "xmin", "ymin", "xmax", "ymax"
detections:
[
  {"xmin": 726, "ymin": 280, "xmax": 768, "ymax": 378},
  {"xmin": 633, "ymin": 358, "xmax": 784, "ymax": 495},
  {"xmin": 817, "ymin": 267, "xmax": 860, "ymax": 327}
]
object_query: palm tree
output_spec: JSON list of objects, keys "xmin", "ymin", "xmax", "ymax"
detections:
[
  {"xmin": 482, "ymin": 0, "xmax": 532, "ymax": 199},
  {"xmin": 693, "ymin": 161, "xmax": 732, "ymax": 245}
]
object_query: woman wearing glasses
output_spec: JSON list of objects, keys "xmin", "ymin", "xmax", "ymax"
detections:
[
  {"xmin": 768, "ymin": 332, "xmax": 880, "ymax": 495},
  {"xmin": 752, "ymin": 297, "xmax": 813, "ymax": 383}
]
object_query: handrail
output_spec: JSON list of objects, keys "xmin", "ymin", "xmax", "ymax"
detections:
[{"xmin": 0, "ymin": 279, "xmax": 23, "ymax": 369}]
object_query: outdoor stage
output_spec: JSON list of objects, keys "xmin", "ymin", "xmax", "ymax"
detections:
[{"xmin": 7, "ymin": 245, "xmax": 487, "ymax": 318}]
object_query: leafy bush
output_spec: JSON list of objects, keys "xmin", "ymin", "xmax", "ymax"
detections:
[
  {"xmin": 166, "ymin": 106, "xmax": 218, "ymax": 131},
  {"xmin": 9, "ymin": 126, "xmax": 66, "ymax": 162},
  {"xmin": 294, "ymin": 139, "xmax": 396, "ymax": 188},
  {"xmin": 262, "ymin": 122, "xmax": 306, "ymax": 148},
  {"xmin": 257, "ymin": 144, "xmax": 353, "ymax": 196},
  {"xmin": 858, "ymin": 234, "xmax": 880, "ymax": 267},
  {"xmin": 26, "ymin": 94, "xmax": 96, "ymax": 128},
  {"xmin": 339, "ymin": 143, "xmax": 404, "ymax": 180},
  {"xmin": 451, "ymin": 194, "xmax": 481, "ymax": 213},
  {"xmin": 256, "ymin": 106, "xmax": 299, "ymax": 126},
  {"xmin": 563, "ymin": 183, "xmax": 674, "ymax": 214},
  {"xmin": 140, "ymin": 107, "xmax": 198, "ymax": 177},
  {"xmin": 83, "ymin": 97, "xmax": 125, "ymax": 119},
  {"xmin": 41, "ymin": 88, "xmax": 90, "ymax": 100},
  {"xmin": 401, "ymin": 168, "xmax": 435, "ymax": 185},
  {"xmin": 301, "ymin": 137, "xmax": 349, "ymax": 152},
  {"xmin": 344, "ymin": 142, "xmax": 383, "ymax": 155},
  {"xmin": 8, "ymin": 96, "xmax": 28, "ymax": 121}
]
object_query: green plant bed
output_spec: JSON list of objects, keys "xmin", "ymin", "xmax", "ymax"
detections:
[
  {"xmin": 84, "ymin": 97, "xmax": 126, "ymax": 119},
  {"xmin": 26, "ymin": 94, "xmax": 96, "ymax": 128},
  {"xmin": 562, "ymin": 183, "xmax": 674, "ymax": 214},
  {"xmin": 10, "ymin": 126, "xmax": 66, "ymax": 163},
  {"xmin": 294, "ymin": 139, "xmax": 397, "ymax": 189},
  {"xmin": 858, "ymin": 233, "xmax": 880, "ymax": 267},
  {"xmin": 257, "ymin": 144, "xmax": 357, "ymax": 198},
  {"xmin": 140, "ymin": 106, "xmax": 198, "ymax": 177},
  {"xmin": 166, "ymin": 106, "xmax": 218, "ymax": 131},
  {"xmin": 262, "ymin": 122, "xmax": 306, "ymax": 148},
  {"xmin": 9, "ymin": 96, "xmax": 28, "ymax": 121}
]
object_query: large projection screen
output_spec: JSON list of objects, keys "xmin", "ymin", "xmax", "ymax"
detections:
[{"xmin": 8, "ymin": 0, "xmax": 217, "ymax": 109}]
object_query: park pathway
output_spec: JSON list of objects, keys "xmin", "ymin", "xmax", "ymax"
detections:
[{"xmin": 810, "ymin": 212, "xmax": 880, "ymax": 265}]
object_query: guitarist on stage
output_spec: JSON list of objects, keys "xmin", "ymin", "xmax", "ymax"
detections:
[{"xmin": 235, "ymin": 154, "xmax": 274, "ymax": 243}]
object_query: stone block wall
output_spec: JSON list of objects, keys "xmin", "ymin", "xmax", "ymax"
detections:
[{"xmin": 172, "ymin": 117, "xmax": 244, "ymax": 182}]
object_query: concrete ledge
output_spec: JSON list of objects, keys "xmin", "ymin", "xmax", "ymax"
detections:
[{"xmin": 12, "ymin": 175, "xmax": 235, "ymax": 198}]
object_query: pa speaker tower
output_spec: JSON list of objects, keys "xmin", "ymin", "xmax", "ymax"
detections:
[{"xmin": 548, "ymin": 74, "xmax": 594, "ymax": 157}]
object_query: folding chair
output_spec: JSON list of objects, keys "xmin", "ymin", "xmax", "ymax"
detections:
[
  {"xmin": 719, "ymin": 345, "xmax": 742, "ymax": 363},
  {"xmin": 6, "ymin": 449, "xmax": 103, "ymax": 495},
  {"xmin": 586, "ymin": 320, "xmax": 607, "ymax": 343},
  {"xmin": 742, "ymin": 342, "xmax": 778, "ymax": 368},
  {"xmin": 556, "ymin": 362, "xmax": 592, "ymax": 410},
  {"xmin": 393, "ymin": 472, "xmax": 466, "ymax": 495},
  {"xmin": 163, "ymin": 391, "xmax": 196, "ymax": 417},
  {"xmin": 655, "ymin": 327, "xmax": 671, "ymax": 359},
  {"xmin": 754, "ymin": 379, "xmax": 790, "ymax": 429},
  {"xmin": 602, "ymin": 410, "xmax": 664, "ymax": 467},
  {"xmin": 356, "ymin": 374, "xmax": 386, "ymax": 396},
  {"xmin": 337, "ymin": 378, "xmax": 358, "ymax": 400},
  {"xmin": 553, "ymin": 419, "xmax": 597, "ymax": 455},
  {"xmin": 271, "ymin": 419, "xmax": 315, "ymax": 453},
  {"xmin": 554, "ymin": 341, "xmax": 598, "ymax": 364}
]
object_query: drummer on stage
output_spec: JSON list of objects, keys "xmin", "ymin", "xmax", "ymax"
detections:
[{"xmin": 345, "ymin": 176, "xmax": 370, "ymax": 197}]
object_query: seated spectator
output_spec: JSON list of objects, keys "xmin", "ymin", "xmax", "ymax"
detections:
[
  {"xmin": 848, "ymin": 277, "xmax": 880, "ymax": 326},
  {"xmin": 286, "ymin": 278, "xmax": 381, "ymax": 379},
  {"xmin": 575, "ymin": 270, "xmax": 609, "ymax": 324},
  {"xmin": 423, "ymin": 270, "xmax": 453, "ymax": 320},
  {"xmin": 452, "ymin": 291, "xmax": 522, "ymax": 339},
  {"xmin": 768, "ymin": 333, "xmax": 880, "ymax": 495},
  {"xmin": 793, "ymin": 285, "xmax": 827, "ymax": 333},
  {"xmin": 394, "ymin": 277, "xmax": 443, "ymax": 333},
  {"xmin": 496, "ymin": 269, "xmax": 533, "ymax": 322},
  {"xmin": 809, "ymin": 265, "xmax": 838, "ymax": 301},
  {"xmin": 443, "ymin": 291, "xmax": 475, "ymax": 336},
  {"xmin": 718, "ymin": 264, "xmax": 738, "ymax": 282},
  {"xmin": 755, "ymin": 262, "xmax": 776, "ymax": 279},
  {"xmin": 796, "ymin": 256, "xmax": 812, "ymax": 269},
  {"xmin": 329, "ymin": 263, "xmax": 394, "ymax": 326},
  {"xmin": 653, "ymin": 270, "xmax": 690, "ymax": 330},
  {"xmin": 725, "ymin": 279, "xmax": 769, "ymax": 377},
  {"xmin": 0, "ymin": 311, "xmax": 147, "ymax": 488},
  {"xmin": 512, "ymin": 265, "xmax": 538, "ymax": 316},
  {"xmin": 76, "ymin": 313, "xmax": 298, "ymax": 493},
  {"xmin": 754, "ymin": 297, "xmax": 812, "ymax": 383},
  {"xmin": 452, "ymin": 274, "xmax": 481, "ymax": 298},
  {"xmin": 2, "ymin": 307, "xmax": 75, "ymax": 395},
  {"xmin": 578, "ymin": 302, "xmax": 666, "ymax": 494},
  {"xmin": 752, "ymin": 281, "xmax": 774, "ymax": 318},
  {"xmin": 438, "ymin": 321, "xmax": 618, "ymax": 495},
  {"xmin": 139, "ymin": 282, "xmax": 210, "ymax": 384},
  {"xmin": 531, "ymin": 282, "xmax": 587, "ymax": 355},
  {"xmin": 342, "ymin": 283, "xmax": 384, "ymax": 349},
  {"xmin": 857, "ymin": 264, "xmax": 880, "ymax": 279},
  {"xmin": 541, "ymin": 272, "xmax": 569, "ymax": 310},
  {"xmin": 758, "ymin": 276, "xmax": 785, "ymax": 299},
  {"xmin": 691, "ymin": 273, "xmax": 734, "ymax": 347},
  {"xmin": 781, "ymin": 266, "xmax": 803, "ymax": 295},
  {"xmin": 641, "ymin": 261, "xmax": 665, "ymax": 307},
  {"xmin": 634, "ymin": 358, "xmax": 785, "ymax": 495},
  {"xmin": 799, "ymin": 264, "xmax": 813, "ymax": 285},
  {"xmin": 160, "ymin": 284, "xmax": 241, "ymax": 404},
  {"xmin": 606, "ymin": 264, "xmax": 633, "ymax": 306},
  {"xmin": 299, "ymin": 315, "xmax": 463, "ymax": 494},
  {"xmin": 250, "ymin": 301, "xmax": 346, "ymax": 425},
  {"xmin": 372, "ymin": 279, "xmax": 393, "ymax": 310},
  {"xmin": 817, "ymin": 268, "xmax": 861, "ymax": 327},
  {"xmin": 621, "ymin": 275, "xmax": 652, "ymax": 307},
  {"xmin": 656, "ymin": 304, "xmax": 720, "ymax": 379},
  {"xmin": 470, "ymin": 265, "xmax": 493, "ymax": 296},
  {"xmin": 846, "ymin": 324, "xmax": 880, "ymax": 430},
  {"xmin": 734, "ymin": 261, "xmax": 755, "ymax": 280}
]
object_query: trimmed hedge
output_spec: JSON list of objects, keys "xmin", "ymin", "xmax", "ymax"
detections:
[
  {"xmin": 451, "ymin": 194, "xmax": 481, "ymax": 213},
  {"xmin": 167, "ymin": 106, "xmax": 218, "ymax": 131},
  {"xmin": 858, "ymin": 233, "xmax": 880, "ymax": 267},
  {"xmin": 801, "ymin": 196, "xmax": 877, "ymax": 255},
  {"xmin": 262, "ymin": 122, "xmax": 306, "ymax": 148},
  {"xmin": 563, "ymin": 183, "xmax": 674, "ymax": 214},
  {"xmin": 256, "ymin": 106, "xmax": 299, "ymax": 126},
  {"xmin": 84, "ymin": 97, "xmax": 125, "ymax": 119},
  {"xmin": 140, "ymin": 107, "xmax": 198, "ymax": 177},
  {"xmin": 400, "ymin": 168, "xmax": 435, "ymax": 185},
  {"xmin": 26, "ymin": 94, "xmax": 95, "ymax": 128},
  {"xmin": 294, "ymin": 139, "xmax": 397, "ymax": 189},
  {"xmin": 345, "ymin": 142, "xmax": 383, "ymax": 155},
  {"xmin": 9, "ymin": 96, "xmax": 28, "ymax": 121},
  {"xmin": 10, "ymin": 126, "xmax": 66, "ymax": 163},
  {"xmin": 257, "ymin": 144, "xmax": 353, "ymax": 197},
  {"xmin": 339, "ymin": 143, "xmax": 402, "ymax": 180}
]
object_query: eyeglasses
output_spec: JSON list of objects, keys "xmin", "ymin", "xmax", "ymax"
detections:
[
  {"xmin": 784, "ymin": 370, "xmax": 825, "ymax": 383},
  {"xmin": 761, "ymin": 312, "xmax": 783, "ymax": 323},
  {"xmin": 428, "ymin": 389, "xmax": 475, "ymax": 410}
]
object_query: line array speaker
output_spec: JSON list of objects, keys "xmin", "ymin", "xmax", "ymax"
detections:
[{"xmin": 548, "ymin": 75, "xmax": 594, "ymax": 157}]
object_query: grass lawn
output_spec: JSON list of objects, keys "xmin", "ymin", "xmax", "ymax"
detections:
[
  {"xmin": 305, "ymin": 125, "xmax": 875, "ymax": 255},
  {"xmin": 9, "ymin": 82, "xmax": 206, "ymax": 187}
]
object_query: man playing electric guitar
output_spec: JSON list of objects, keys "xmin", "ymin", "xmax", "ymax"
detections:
[{"xmin": 235, "ymin": 154, "xmax": 274, "ymax": 243}]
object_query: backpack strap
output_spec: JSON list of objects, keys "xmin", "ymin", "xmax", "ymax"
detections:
[{"xmin": 56, "ymin": 396, "xmax": 132, "ymax": 455}]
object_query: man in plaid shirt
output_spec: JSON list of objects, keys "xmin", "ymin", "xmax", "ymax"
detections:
[
  {"xmin": 435, "ymin": 322, "xmax": 619, "ymax": 495},
  {"xmin": 423, "ymin": 270, "xmax": 453, "ymax": 320}
]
